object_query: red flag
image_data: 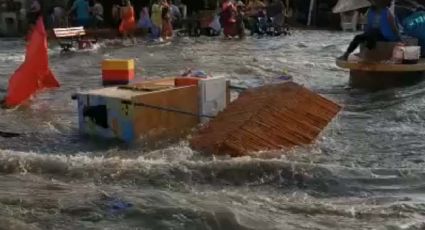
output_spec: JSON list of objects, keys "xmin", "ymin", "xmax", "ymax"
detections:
[{"xmin": 4, "ymin": 17, "xmax": 59, "ymax": 107}]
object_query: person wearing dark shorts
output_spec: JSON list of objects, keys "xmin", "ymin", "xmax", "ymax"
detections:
[{"xmin": 340, "ymin": 0, "xmax": 401, "ymax": 60}]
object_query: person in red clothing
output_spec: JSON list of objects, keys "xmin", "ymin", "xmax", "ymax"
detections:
[
  {"xmin": 119, "ymin": 0, "xmax": 137, "ymax": 44},
  {"xmin": 221, "ymin": 0, "xmax": 238, "ymax": 38},
  {"xmin": 161, "ymin": 0, "xmax": 173, "ymax": 40}
]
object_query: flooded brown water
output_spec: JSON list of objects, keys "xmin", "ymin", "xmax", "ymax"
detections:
[{"xmin": 0, "ymin": 31, "xmax": 424, "ymax": 229}]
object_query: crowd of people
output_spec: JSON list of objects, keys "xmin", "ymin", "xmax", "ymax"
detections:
[
  {"xmin": 25, "ymin": 0, "xmax": 289, "ymax": 42},
  {"xmin": 220, "ymin": 0, "xmax": 288, "ymax": 38},
  {"xmin": 137, "ymin": 0, "xmax": 181, "ymax": 41},
  {"xmin": 26, "ymin": 0, "xmax": 105, "ymax": 29},
  {"xmin": 25, "ymin": 0, "xmax": 182, "ymax": 42},
  {"xmin": 106, "ymin": 0, "xmax": 290, "ymax": 41}
]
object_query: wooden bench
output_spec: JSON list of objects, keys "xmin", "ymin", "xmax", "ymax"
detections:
[
  {"xmin": 53, "ymin": 27, "xmax": 94, "ymax": 51},
  {"xmin": 53, "ymin": 26, "xmax": 86, "ymax": 38}
]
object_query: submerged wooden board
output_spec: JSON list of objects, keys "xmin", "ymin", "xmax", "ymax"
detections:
[
  {"xmin": 336, "ymin": 58, "xmax": 425, "ymax": 72},
  {"xmin": 190, "ymin": 82, "xmax": 341, "ymax": 157}
]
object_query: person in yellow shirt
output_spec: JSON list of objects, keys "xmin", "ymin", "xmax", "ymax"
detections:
[{"xmin": 151, "ymin": 0, "xmax": 163, "ymax": 39}]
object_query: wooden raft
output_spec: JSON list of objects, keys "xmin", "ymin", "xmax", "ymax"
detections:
[
  {"xmin": 190, "ymin": 82, "xmax": 342, "ymax": 157},
  {"xmin": 336, "ymin": 58, "xmax": 425, "ymax": 72}
]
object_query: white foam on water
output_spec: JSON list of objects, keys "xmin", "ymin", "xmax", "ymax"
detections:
[{"xmin": 0, "ymin": 53, "xmax": 24, "ymax": 62}]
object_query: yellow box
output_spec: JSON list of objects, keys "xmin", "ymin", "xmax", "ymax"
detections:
[{"xmin": 102, "ymin": 59, "xmax": 135, "ymax": 71}]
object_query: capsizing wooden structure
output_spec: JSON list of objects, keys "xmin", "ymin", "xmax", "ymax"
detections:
[
  {"xmin": 74, "ymin": 76, "xmax": 229, "ymax": 143},
  {"xmin": 74, "ymin": 58, "xmax": 341, "ymax": 155},
  {"xmin": 190, "ymin": 82, "xmax": 342, "ymax": 157}
]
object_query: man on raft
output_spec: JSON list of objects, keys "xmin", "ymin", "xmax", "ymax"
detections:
[{"xmin": 340, "ymin": 0, "xmax": 401, "ymax": 60}]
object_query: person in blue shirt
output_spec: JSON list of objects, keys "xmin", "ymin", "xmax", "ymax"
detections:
[
  {"xmin": 340, "ymin": 0, "xmax": 401, "ymax": 60},
  {"xmin": 69, "ymin": 0, "xmax": 90, "ymax": 27}
]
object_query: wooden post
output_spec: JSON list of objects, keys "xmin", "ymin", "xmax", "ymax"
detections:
[{"xmin": 307, "ymin": 0, "xmax": 315, "ymax": 26}]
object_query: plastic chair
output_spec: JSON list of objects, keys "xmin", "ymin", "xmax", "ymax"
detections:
[{"xmin": 340, "ymin": 10, "xmax": 359, "ymax": 32}]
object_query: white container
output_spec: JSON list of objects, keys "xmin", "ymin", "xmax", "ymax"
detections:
[
  {"xmin": 403, "ymin": 46, "xmax": 421, "ymax": 61},
  {"xmin": 198, "ymin": 77, "xmax": 228, "ymax": 123}
]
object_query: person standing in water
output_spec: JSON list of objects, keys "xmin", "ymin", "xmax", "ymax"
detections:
[
  {"xmin": 245, "ymin": 0, "xmax": 266, "ymax": 35},
  {"xmin": 151, "ymin": 0, "xmax": 163, "ymax": 40},
  {"xmin": 221, "ymin": 0, "xmax": 238, "ymax": 38},
  {"xmin": 161, "ymin": 0, "xmax": 173, "ymax": 40},
  {"xmin": 138, "ymin": 6, "xmax": 152, "ymax": 33},
  {"xmin": 69, "ymin": 0, "xmax": 90, "ymax": 27},
  {"xmin": 119, "ymin": 0, "xmax": 136, "ymax": 44},
  {"xmin": 236, "ymin": 1, "xmax": 246, "ymax": 39},
  {"xmin": 168, "ymin": 0, "xmax": 182, "ymax": 28},
  {"xmin": 266, "ymin": 0, "xmax": 285, "ymax": 32},
  {"xmin": 112, "ymin": 3, "xmax": 121, "ymax": 30},
  {"xmin": 91, "ymin": 0, "xmax": 104, "ymax": 28},
  {"xmin": 340, "ymin": 0, "xmax": 401, "ymax": 60}
]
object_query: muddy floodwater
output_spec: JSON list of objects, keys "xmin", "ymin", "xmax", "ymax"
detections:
[{"xmin": 0, "ymin": 30, "xmax": 425, "ymax": 230}]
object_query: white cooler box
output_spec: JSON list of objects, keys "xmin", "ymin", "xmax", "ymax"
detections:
[{"xmin": 198, "ymin": 77, "xmax": 228, "ymax": 123}]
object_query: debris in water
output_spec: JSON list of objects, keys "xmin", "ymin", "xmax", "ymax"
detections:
[
  {"xmin": 105, "ymin": 197, "xmax": 133, "ymax": 216},
  {"xmin": 190, "ymin": 82, "xmax": 342, "ymax": 156},
  {"xmin": 275, "ymin": 75, "xmax": 293, "ymax": 82},
  {"xmin": 0, "ymin": 131, "xmax": 21, "ymax": 138}
]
